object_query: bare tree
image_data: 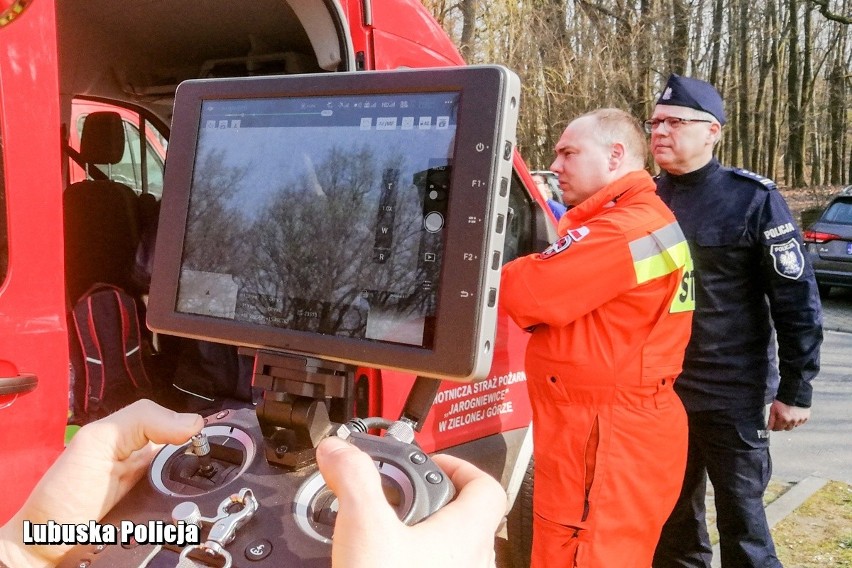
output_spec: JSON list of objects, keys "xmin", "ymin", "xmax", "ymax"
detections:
[
  {"xmin": 182, "ymin": 148, "xmax": 250, "ymax": 273},
  {"xmin": 458, "ymin": 0, "xmax": 478, "ymax": 61},
  {"xmin": 234, "ymin": 145, "xmax": 438, "ymax": 339},
  {"xmin": 809, "ymin": 0, "xmax": 852, "ymax": 24},
  {"xmin": 422, "ymin": 0, "xmax": 852, "ymax": 187},
  {"xmin": 737, "ymin": 0, "xmax": 752, "ymax": 169},
  {"xmin": 827, "ymin": 44, "xmax": 847, "ymax": 183}
]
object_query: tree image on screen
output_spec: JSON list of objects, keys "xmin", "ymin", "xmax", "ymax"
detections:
[
  {"xmin": 178, "ymin": 137, "xmax": 448, "ymax": 348},
  {"xmin": 181, "ymin": 148, "xmax": 250, "ymax": 275}
]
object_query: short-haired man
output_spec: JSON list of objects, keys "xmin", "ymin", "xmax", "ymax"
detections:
[
  {"xmin": 647, "ymin": 74, "xmax": 823, "ymax": 568},
  {"xmin": 501, "ymin": 108, "xmax": 694, "ymax": 567}
]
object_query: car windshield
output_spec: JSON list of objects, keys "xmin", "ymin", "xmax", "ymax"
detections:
[{"xmin": 822, "ymin": 200, "xmax": 852, "ymax": 225}]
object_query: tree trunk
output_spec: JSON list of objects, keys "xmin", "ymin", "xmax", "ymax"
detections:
[
  {"xmin": 737, "ymin": 0, "xmax": 751, "ymax": 169},
  {"xmin": 827, "ymin": 41, "xmax": 846, "ymax": 184},
  {"xmin": 765, "ymin": 1, "xmax": 783, "ymax": 180},
  {"xmin": 458, "ymin": 0, "xmax": 478, "ymax": 62},
  {"xmin": 810, "ymin": 123, "xmax": 821, "ymax": 185},
  {"xmin": 796, "ymin": 2, "xmax": 812, "ymax": 186},
  {"xmin": 709, "ymin": 0, "xmax": 725, "ymax": 85},
  {"xmin": 671, "ymin": 0, "xmax": 689, "ymax": 74},
  {"xmin": 750, "ymin": 5, "xmax": 774, "ymax": 173},
  {"xmin": 787, "ymin": 0, "xmax": 805, "ymax": 187}
]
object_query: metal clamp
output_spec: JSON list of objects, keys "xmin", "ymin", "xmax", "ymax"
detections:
[{"xmin": 176, "ymin": 488, "xmax": 259, "ymax": 568}]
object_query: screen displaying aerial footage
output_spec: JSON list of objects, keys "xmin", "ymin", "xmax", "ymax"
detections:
[{"xmin": 176, "ymin": 91, "xmax": 460, "ymax": 349}]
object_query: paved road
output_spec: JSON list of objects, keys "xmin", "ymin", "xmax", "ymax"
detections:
[
  {"xmin": 770, "ymin": 287, "xmax": 852, "ymax": 484},
  {"xmin": 821, "ymin": 286, "xmax": 852, "ymax": 333}
]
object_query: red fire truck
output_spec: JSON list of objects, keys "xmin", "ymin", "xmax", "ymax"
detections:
[{"xmin": 0, "ymin": 0, "xmax": 556, "ymax": 562}]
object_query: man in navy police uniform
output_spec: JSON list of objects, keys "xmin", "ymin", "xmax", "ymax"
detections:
[{"xmin": 647, "ymin": 74, "xmax": 823, "ymax": 567}]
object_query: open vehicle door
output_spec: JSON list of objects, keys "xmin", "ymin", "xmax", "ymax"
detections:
[{"xmin": 0, "ymin": 0, "xmax": 69, "ymax": 521}]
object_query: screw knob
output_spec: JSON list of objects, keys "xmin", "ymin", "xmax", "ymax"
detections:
[{"xmin": 172, "ymin": 501, "xmax": 202, "ymax": 527}]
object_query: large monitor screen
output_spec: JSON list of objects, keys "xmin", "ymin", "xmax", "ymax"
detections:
[{"xmin": 149, "ymin": 67, "xmax": 519, "ymax": 381}]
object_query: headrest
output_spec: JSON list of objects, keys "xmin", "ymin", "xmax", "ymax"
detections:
[{"xmin": 79, "ymin": 111, "xmax": 125, "ymax": 165}]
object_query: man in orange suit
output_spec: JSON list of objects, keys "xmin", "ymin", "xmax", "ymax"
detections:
[{"xmin": 501, "ymin": 108, "xmax": 694, "ymax": 568}]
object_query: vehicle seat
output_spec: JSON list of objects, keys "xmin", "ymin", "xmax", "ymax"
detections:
[{"xmin": 63, "ymin": 111, "xmax": 141, "ymax": 304}]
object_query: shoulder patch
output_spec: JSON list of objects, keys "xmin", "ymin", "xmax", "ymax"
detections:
[
  {"xmin": 731, "ymin": 168, "xmax": 777, "ymax": 191},
  {"xmin": 541, "ymin": 235, "xmax": 572, "ymax": 258},
  {"xmin": 540, "ymin": 226, "xmax": 591, "ymax": 259},
  {"xmin": 769, "ymin": 238, "xmax": 804, "ymax": 280}
]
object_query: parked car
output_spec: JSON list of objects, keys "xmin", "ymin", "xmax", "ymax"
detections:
[{"xmin": 803, "ymin": 186, "xmax": 852, "ymax": 297}]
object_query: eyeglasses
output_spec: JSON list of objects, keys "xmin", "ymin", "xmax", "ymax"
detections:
[{"xmin": 643, "ymin": 117, "xmax": 712, "ymax": 134}]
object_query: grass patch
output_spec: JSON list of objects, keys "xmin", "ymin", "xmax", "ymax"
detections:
[
  {"xmin": 773, "ymin": 481, "xmax": 852, "ymax": 567},
  {"xmin": 64, "ymin": 425, "xmax": 80, "ymax": 445}
]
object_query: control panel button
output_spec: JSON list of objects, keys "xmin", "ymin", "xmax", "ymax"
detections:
[
  {"xmin": 425, "ymin": 471, "xmax": 444, "ymax": 485},
  {"xmin": 245, "ymin": 539, "xmax": 273, "ymax": 561},
  {"xmin": 423, "ymin": 212, "xmax": 444, "ymax": 233},
  {"xmin": 503, "ymin": 141, "xmax": 512, "ymax": 160},
  {"xmin": 488, "ymin": 288, "xmax": 497, "ymax": 307},
  {"xmin": 428, "ymin": 189, "xmax": 447, "ymax": 201},
  {"xmin": 499, "ymin": 177, "xmax": 508, "ymax": 197},
  {"xmin": 491, "ymin": 251, "xmax": 501, "ymax": 271},
  {"xmin": 409, "ymin": 451, "xmax": 427, "ymax": 465},
  {"xmin": 495, "ymin": 214, "xmax": 505, "ymax": 234},
  {"xmin": 172, "ymin": 502, "xmax": 202, "ymax": 527}
]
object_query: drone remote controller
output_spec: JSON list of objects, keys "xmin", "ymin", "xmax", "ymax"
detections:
[{"xmin": 57, "ymin": 407, "xmax": 454, "ymax": 567}]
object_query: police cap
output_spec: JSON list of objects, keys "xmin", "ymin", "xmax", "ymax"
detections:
[{"xmin": 655, "ymin": 74, "xmax": 726, "ymax": 126}]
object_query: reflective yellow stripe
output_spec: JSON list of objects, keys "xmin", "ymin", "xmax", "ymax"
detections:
[
  {"xmin": 630, "ymin": 222, "xmax": 685, "ymax": 259},
  {"xmin": 632, "ymin": 239, "xmax": 691, "ymax": 283},
  {"xmin": 628, "ymin": 223, "xmax": 694, "ymax": 313}
]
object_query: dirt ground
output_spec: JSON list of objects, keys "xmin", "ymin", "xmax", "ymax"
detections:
[{"xmin": 779, "ymin": 185, "xmax": 843, "ymax": 228}]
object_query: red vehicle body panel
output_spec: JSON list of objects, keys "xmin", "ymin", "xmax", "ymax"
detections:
[
  {"xmin": 388, "ymin": 313, "xmax": 533, "ymax": 450},
  {"xmin": 0, "ymin": 0, "xmax": 69, "ymax": 521}
]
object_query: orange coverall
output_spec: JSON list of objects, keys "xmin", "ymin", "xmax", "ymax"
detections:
[{"xmin": 501, "ymin": 170, "xmax": 693, "ymax": 568}]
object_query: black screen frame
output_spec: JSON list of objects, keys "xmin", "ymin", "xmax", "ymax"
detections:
[{"xmin": 148, "ymin": 66, "xmax": 517, "ymax": 381}]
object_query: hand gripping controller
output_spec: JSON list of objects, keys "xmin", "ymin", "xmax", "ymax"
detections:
[{"xmin": 57, "ymin": 407, "xmax": 454, "ymax": 568}]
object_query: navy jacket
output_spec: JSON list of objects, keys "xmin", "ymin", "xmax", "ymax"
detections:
[{"xmin": 656, "ymin": 159, "xmax": 823, "ymax": 412}]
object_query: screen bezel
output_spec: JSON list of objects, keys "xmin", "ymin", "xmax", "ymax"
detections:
[{"xmin": 148, "ymin": 67, "xmax": 516, "ymax": 381}]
